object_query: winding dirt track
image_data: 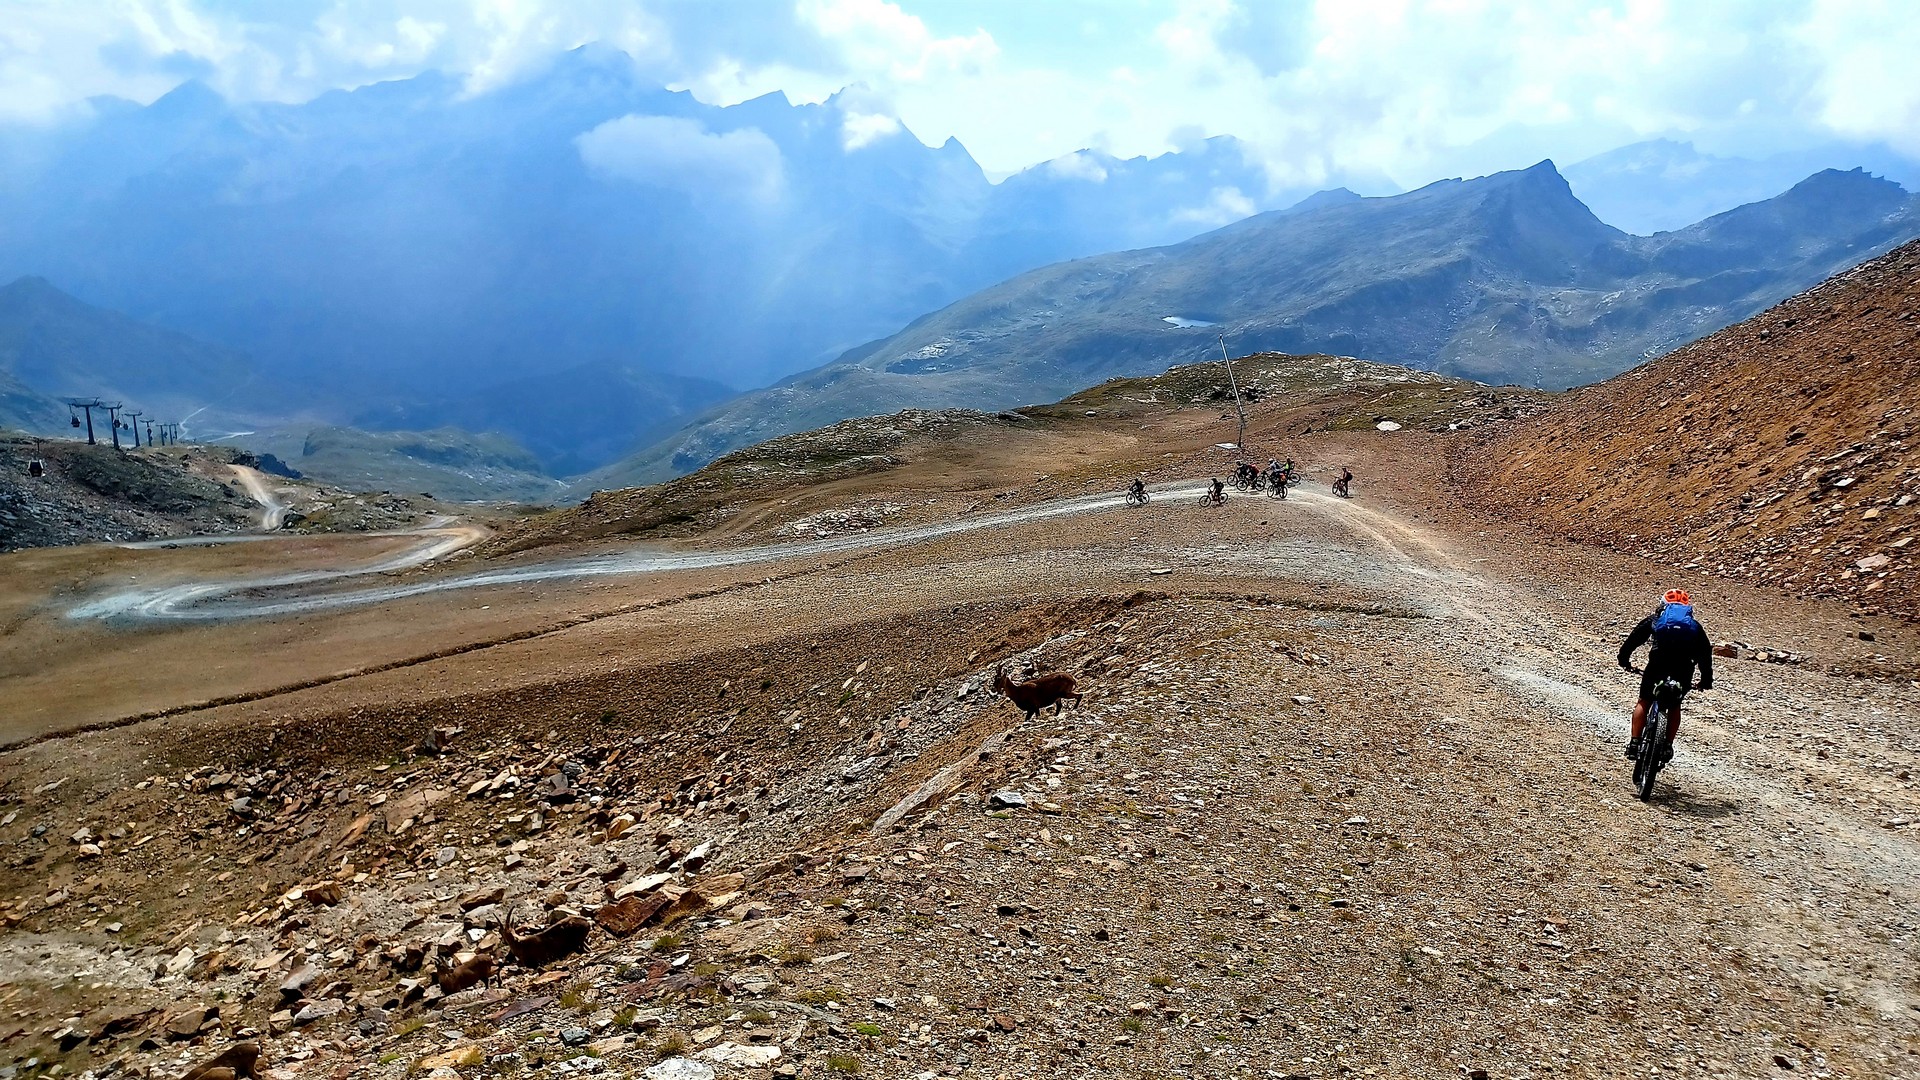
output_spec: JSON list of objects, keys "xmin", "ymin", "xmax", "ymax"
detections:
[{"xmin": 67, "ymin": 481, "xmax": 1218, "ymax": 621}]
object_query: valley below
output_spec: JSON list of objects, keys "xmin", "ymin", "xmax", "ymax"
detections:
[{"xmin": 0, "ymin": 362, "xmax": 1914, "ymax": 1079}]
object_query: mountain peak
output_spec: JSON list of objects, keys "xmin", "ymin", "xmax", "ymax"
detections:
[
  {"xmin": 147, "ymin": 78, "xmax": 227, "ymax": 118},
  {"xmin": 1784, "ymin": 166, "xmax": 1908, "ymax": 200}
]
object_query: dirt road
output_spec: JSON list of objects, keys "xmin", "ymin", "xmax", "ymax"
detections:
[
  {"xmin": 227, "ymin": 463, "xmax": 288, "ymax": 530},
  {"xmin": 66, "ymin": 482, "xmax": 1211, "ymax": 621}
]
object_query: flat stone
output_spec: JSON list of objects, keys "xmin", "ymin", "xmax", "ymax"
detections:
[
  {"xmin": 989, "ymin": 790, "xmax": 1027, "ymax": 809},
  {"xmin": 697, "ymin": 1042, "xmax": 781, "ymax": 1067},
  {"xmin": 292, "ymin": 999, "xmax": 343, "ymax": 1025},
  {"xmin": 642, "ymin": 1060, "xmax": 716, "ymax": 1080}
]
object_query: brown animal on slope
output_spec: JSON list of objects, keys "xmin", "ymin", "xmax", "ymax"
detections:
[
  {"xmin": 993, "ymin": 664, "xmax": 1082, "ymax": 718},
  {"xmin": 180, "ymin": 1041, "xmax": 261, "ymax": 1080},
  {"xmin": 502, "ymin": 907, "xmax": 593, "ymax": 968},
  {"xmin": 434, "ymin": 950, "xmax": 496, "ymax": 994}
]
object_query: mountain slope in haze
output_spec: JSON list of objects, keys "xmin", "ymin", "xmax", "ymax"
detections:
[
  {"xmin": 246, "ymin": 426, "xmax": 566, "ymax": 505},
  {"xmin": 0, "ymin": 275, "xmax": 263, "ymax": 432},
  {"xmin": 0, "ymin": 48, "xmax": 1349, "ymax": 474},
  {"xmin": 1460, "ymin": 236, "xmax": 1920, "ymax": 618},
  {"xmin": 1567, "ymin": 138, "xmax": 1920, "ymax": 235},
  {"xmin": 599, "ymin": 163, "xmax": 1920, "ymax": 489},
  {"xmin": 351, "ymin": 361, "xmax": 734, "ymax": 477}
]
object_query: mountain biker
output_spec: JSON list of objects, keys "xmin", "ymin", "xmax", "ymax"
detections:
[
  {"xmin": 1128, "ymin": 477, "xmax": 1146, "ymax": 501},
  {"xmin": 1209, "ymin": 477, "xmax": 1226, "ymax": 504},
  {"xmin": 1333, "ymin": 468, "xmax": 1353, "ymax": 496},
  {"xmin": 1617, "ymin": 589, "xmax": 1715, "ymax": 761}
]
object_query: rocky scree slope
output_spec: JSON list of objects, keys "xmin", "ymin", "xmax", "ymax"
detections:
[
  {"xmin": 616, "ymin": 163, "xmax": 1920, "ymax": 485},
  {"xmin": 0, "ymin": 436, "xmax": 261, "ymax": 550},
  {"xmin": 0, "ymin": 435, "xmax": 447, "ymax": 551},
  {"xmin": 1458, "ymin": 236, "xmax": 1920, "ymax": 618}
]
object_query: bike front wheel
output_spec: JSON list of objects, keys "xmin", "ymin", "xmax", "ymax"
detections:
[{"xmin": 1635, "ymin": 709, "xmax": 1666, "ymax": 801}]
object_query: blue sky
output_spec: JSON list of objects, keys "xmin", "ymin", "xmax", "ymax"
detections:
[{"xmin": 4, "ymin": 0, "xmax": 1916, "ymax": 186}]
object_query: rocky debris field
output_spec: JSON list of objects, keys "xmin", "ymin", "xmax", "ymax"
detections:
[
  {"xmin": 0, "ymin": 434, "xmax": 445, "ymax": 552},
  {"xmin": 1462, "ymin": 237, "xmax": 1920, "ymax": 618},
  {"xmin": 0, "ymin": 436, "xmax": 259, "ymax": 551}
]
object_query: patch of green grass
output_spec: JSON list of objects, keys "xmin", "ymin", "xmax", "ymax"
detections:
[
  {"xmin": 651, "ymin": 933, "xmax": 684, "ymax": 953},
  {"xmin": 1122, "ymin": 1017, "xmax": 1144, "ymax": 1033},
  {"xmin": 852, "ymin": 1022, "xmax": 883, "ymax": 1037},
  {"xmin": 393, "ymin": 1016, "xmax": 427, "ymax": 1038},
  {"xmin": 825, "ymin": 1055, "xmax": 862, "ymax": 1073},
  {"xmin": 558, "ymin": 982, "xmax": 592, "ymax": 1010},
  {"xmin": 655, "ymin": 1032, "xmax": 690, "ymax": 1059},
  {"xmin": 1149, "ymin": 973, "xmax": 1175, "ymax": 988}
]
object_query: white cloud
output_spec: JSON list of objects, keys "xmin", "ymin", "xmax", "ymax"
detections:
[
  {"xmin": 840, "ymin": 110, "xmax": 901, "ymax": 150},
  {"xmin": 1044, "ymin": 151, "xmax": 1108, "ymax": 183},
  {"xmin": 1796, "ymin": 0, "xmax": 1920, "ymax": 156},
  {"xmin": 576, "ymin": 114, "xmax": 785, "ymax": 202},
  {"xmin": 3, "ymin": 0, "xmax": 1916, "ymax": 190},
  {"xmin": 1171, "ymin": 185, "xmax": 1256, "ymax": 227}
]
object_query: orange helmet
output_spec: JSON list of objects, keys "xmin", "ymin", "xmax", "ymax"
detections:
[{"xmin": 1663, "ymin": 589, "xmax": 1691, "ymax": 605}]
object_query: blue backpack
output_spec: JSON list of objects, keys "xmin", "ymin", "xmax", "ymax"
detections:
[{"xmin": 1651, "ymin": 603, "xmax": 1700, "ymax": 653}]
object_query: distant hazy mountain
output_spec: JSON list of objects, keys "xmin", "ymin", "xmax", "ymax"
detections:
[
  {"xmin": 351, "ymin": 360, "xmax": 733, "ymax": 477},
  {"xmin": 1567, "ymin": 139, "xmax": 1920, "ymax": 235},
  {"xmin": 248, "ymin": 426, "xmax": 565, "ymax": 504},
  {"xmin": 0, "ymin": 275, "xmax": 263, "ymax": 435},
  {"xmin": 0, "ymin": 46, "xmax": 1340, "ymax": 475},
  {"xmin": 597, "ymin": 163, "xmax": 1920, "ymax": 489}
]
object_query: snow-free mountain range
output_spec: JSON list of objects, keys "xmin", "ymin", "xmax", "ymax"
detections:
[{"xmin": 2, "ymin": 44, "xmax": 1917, "ymax": 499}]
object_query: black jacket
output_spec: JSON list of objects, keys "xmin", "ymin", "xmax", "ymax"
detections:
[{"xmin": 1618, "ymin": 608, "xmax": 1715, "ymax": 688}]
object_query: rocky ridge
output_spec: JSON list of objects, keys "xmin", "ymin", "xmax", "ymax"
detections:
[{"xmin": 1459, "ymin": 237, "xmax": 1920, "ymax": 618}]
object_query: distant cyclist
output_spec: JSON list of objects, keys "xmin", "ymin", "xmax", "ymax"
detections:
[
  {"xmin": 1208, "ymin": 477, "xmax": 1226, "ymax": 505},
  {"xmin": 1617, "ymin": 589, "xmax": 1715, "ymax": 761},
  {"xmin": 1126, "ymin": 477, "xmax": 1148, "ymax": 505},
  {"xmin": 1332, "ymin": 468, "xmax": 1353, "ymax": 498}
]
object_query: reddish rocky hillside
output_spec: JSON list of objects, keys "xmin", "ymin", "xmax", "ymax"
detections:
[{"xmin": 1459, "ymin": 237, "xmax": 1920, "ymax": 618}]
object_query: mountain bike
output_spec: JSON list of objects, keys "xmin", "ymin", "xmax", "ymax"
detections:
[
  {"xmin": 1124, "ymin": 486, "xmax": 1148, "ymax": 507},
  {"xmin": 1268, "ymin": 472, "xmax": 1288, "ymax": 499},
  {"xmin": 1198, "ymin": 488, "xmax": 1227, "ymax": 507},
  {"xmin": 1331, "ymin": 476, "xmax": 1353, "ymax": 498},
  {"xmin": 1631, "ymin": 675, "xmax": 1690, "ymax": 801}
]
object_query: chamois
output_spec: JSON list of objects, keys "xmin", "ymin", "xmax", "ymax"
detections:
[
  {"xmin": 501, "ymin": 906, "xmax": 593, "ymax": 968},
  {"xmin": 433, "ymin": 950, "xmax": 496, "ymax": 995},
  {"xmin": 993, "ymin": 664, "xmax": 1082, "ymax": 718}
]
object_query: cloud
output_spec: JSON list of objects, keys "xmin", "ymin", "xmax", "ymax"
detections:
[
  {"xmin": 576, "ymin": 114, "xmax": 784, "ymax": 202},
  {"xmin": 840, "ymin": 110, "xmax": 901, "ymax": 150},
  {"xmin": 3, "ymin": 0, "xmax": 1916, "ymax": 192},
  {"xmin": 1171, "ymin": 185, "xmax": 1256, "ymax": 227},
  {"xmin": 1045, "ymin": 151, "xmax": 1108, "ymax": 183}
]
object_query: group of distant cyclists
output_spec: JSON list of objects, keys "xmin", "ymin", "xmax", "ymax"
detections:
[{"xmin": 1125, "ymin": 456, "xmax": 1353, "ymax": 509}]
